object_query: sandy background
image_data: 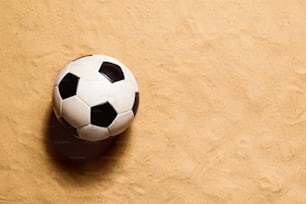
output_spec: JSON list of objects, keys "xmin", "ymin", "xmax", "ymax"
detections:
[{"xmin": 1, "ymin": 0, "xmax": 306, "ymax": 203}]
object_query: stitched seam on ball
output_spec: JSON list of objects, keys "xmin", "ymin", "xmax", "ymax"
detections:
[{"xmin": 76, "ymin": 95, "xmax": 91, "ymax": 107}]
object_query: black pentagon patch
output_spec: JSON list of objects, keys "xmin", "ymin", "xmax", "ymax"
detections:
[
  {"xmin": 73, "ymin": 54, "xmax": 92, "ymax": 61},
  {"xmin": 91, "ymin": 102, "xmax": 117, "ymax": 127},
  {"xmin": 60, "ymin": 117, "xmax": 78, "ymax": 136},
  {"xmin": 58, "ymin": 73, "xmax": 79, "ymax": 99},
  {"xmin": 99, "ymin": 62, "xmax": 124, "ymax": 83},
  {"xmin": 132, "ymin": 92, "xmax": 139, "ymax": 116}
]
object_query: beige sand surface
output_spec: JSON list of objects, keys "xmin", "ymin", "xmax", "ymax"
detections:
[{"xmin": 1, "ymin": 0, "xmax": 306, "ymax": 203}]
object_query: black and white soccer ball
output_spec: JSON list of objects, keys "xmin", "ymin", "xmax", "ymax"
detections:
[{"xmin": 53, "ymin": 54, "xmax": 139, "ymax": 141}]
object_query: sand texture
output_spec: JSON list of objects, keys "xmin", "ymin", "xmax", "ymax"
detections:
[{"xmin": 1, "ymin": 0, "xmax": 306, "ymax": 203}]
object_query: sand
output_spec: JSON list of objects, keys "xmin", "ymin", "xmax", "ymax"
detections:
[{"xmin": 1, "ymin": 0, "xmax": 306, "ymax": 203}]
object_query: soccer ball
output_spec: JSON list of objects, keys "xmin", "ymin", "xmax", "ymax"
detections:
[{"xmin": 52, "ymin": 54, "xmax": 139, "ymax": 141}]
